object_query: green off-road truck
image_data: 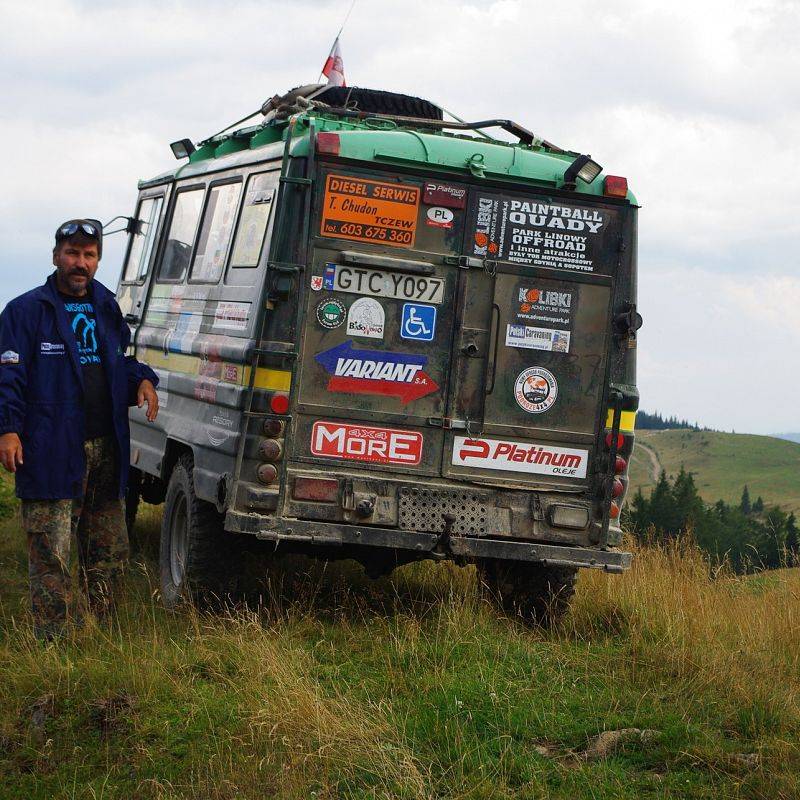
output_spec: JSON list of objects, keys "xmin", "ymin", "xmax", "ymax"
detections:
[{"xmin": 117, "ymin": 85, "xmax": 641, "ymax": 623}]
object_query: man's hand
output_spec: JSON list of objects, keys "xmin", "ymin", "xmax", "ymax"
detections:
[
  {"xmin": 137, "ymin": 379, "xmax": 159, "ymax": 422},
  {"xmin": 0, "ymin": 432, "xmax": 23, "ymax": 473}
]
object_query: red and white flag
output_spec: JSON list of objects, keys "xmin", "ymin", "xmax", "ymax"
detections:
[{"xmin": 321, "ymin": 36, "xmax": 346, "ymax": 87}]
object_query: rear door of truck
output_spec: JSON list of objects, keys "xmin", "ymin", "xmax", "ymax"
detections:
[{"xmin": 291, "ymin": 165, "xmax": 629, "ymax": 497}]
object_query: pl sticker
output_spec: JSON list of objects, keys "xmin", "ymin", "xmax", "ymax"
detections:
[
  {"xmin": 346, "ymin": 297, "xmax": 385, "ymax": 339},
  {"xmin": 322, "ymin": 263, "xmax": 337, "ymax": 290},
  {"xmin": 514, "ymin": 367, "xmax": 558, "ymax": 414},
  {"xmin": 401, "ymin": 303, "xmax": 436, "ymax": 341},
  {"xmin": 316, "ymin": 298, "xmax": 346, "ymax": 329}
]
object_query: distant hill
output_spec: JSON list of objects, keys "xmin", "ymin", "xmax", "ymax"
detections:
[
  {"xmin": 629, "ymin": 429, "xmax": 800, "ymax": 514},
  {"xmin": 774, "ymin": 432, "xmax": 800, "ymax": 444}
]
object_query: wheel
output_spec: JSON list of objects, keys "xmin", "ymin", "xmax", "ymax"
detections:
[
  {"xmin": 316, "ymin": 86, "xmax": 443, "ymax": 120},
  {"xmin": 477, "ymin": 560, "xmax": 578, "ymax": 627},
  {"xmin": 125, "ymin": 468, "xmax": 141, "ymax": 553},
  {"xmin": 159, "ymin": 454, "xmax": 239, "ymax": 609}
]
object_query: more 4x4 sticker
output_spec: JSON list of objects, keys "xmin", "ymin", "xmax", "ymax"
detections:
[
  {"xmin": 311, "ymin": 421, "xmax": 423, "ymax": 465},
  {"xmin": 316, "ymin": 298, "xmax": 346, "ymax": 329},
  {"xmin": 452, "ymin": 436, "xmax": 587, "ymax": 478},
  {"xmin": 314, "ymin": 341, "xmax": 439, "ymax": 404},
  {"xmin": 514, "ymin": 367, "xmax": 558, "ymax": 413}
]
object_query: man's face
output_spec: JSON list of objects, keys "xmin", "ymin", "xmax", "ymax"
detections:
[{"xmin": 53, "ymin": 237, "xmax": 100, "ymax": 296}]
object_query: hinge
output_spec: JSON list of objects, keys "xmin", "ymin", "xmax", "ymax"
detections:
[{"xmin": 279, "ymin": 176, "xmax": 313, "ymax": 186}]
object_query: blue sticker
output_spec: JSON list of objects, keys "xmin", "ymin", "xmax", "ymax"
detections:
[
  {"xmin": 401, "ymin": 303, "xmax": 437, "ymax": 342},
  {"xmin": 323, "ymin": 263, "xmax": 337, "ymax": 290}
]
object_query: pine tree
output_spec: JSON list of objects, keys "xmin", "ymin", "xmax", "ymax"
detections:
[
  {"xmin": 752, "ymin": 496, "xmax": 764, "ymax": 514},
  {"xmin": 740, "ymin": 485, "xmax": 752, "ymax": 515}
]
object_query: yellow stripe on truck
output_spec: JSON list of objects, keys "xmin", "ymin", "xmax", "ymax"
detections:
[
  {"xmin": 139, "ymin": 347, "xmax": 292, "ymax": 392},
  {"xmin": 605, "ymin": 409, "xmax": 636, "ymax": 432}
]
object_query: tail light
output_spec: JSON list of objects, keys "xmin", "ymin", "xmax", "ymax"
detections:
[
  {"xmin": 604, "ymin": 175, "xmax": 628, "ymax": 198},
  {"xmin": 259, "ymin": 439, "xmax": 283, "ymax": 461},
  {"xmin": 605, "ymin": 432, "xmax": 625, "ymax": 450},
  {"xmin": 293, "ymin": 477, "xmax": 339, "ymax": 502},
  {"xmin": 614, "ymin": 456, "xmax": 627, "ymax": 474},
  {"xmin": 316, "ymin": 132, "xmax": 340, "ymax": 156},
  {"xmin": 270, "ymin": 393, "xmax": 290, "ymax": 414},
  {"xmin": 263, "ymin": 418, "xmax": 285, "ymax": 437},
  {"xmin": 257, "ymin": 463, "xmax": 278, "ymax": 484},
  {"xmin": 612, "ymin": 478, "xmax": 624, "ymax": 498},
  {"xmin": 609, "ymin": 502, "xmax": 621, "ymax": 519}
]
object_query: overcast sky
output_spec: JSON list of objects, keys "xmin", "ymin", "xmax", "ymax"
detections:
[{"xmin": 1, "ymin": 0, "xmax": 798, "ymax": 435}]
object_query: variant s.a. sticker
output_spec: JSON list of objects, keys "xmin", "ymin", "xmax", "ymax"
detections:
[
  {"xmin": 346, "ymin": 297, "xmax": 384, "ymax": 339},
  {"xmin": 320, "ymin": 174, "xmax": 420, "ymax": 248},
  {"xmin": 514, "ymin": 367, "xmax": 558, "ymax": 413},
  {"xmin": 311, "ymin": 421, "xmax": 423, "ymax": 465},
  {"xmin": 315, "ymin": 341, "xmax": 438, "ymax": 404},
  {"xmin": 400, "ymin": 303, "xmax": 436, "ymax": 342},
  {"xmin": 326, "ymin": 265, "xmax": 445, "ymax": 304},
  {"xmin": 1, "ymin": 350, "xmax": 19, "ymax": 364},
  {"xmin": 316, "ymin": 298, "xmax": 346, "ymax": 329},
  {"xmin": 213, "ymin": 301, "xmax": 249, "ymax": 331},
  {"xmin": 452, "ymin": 436, "xmax": 587, "ymax": 478},
  {"xmin": 506, "ymin": 324, "xmax": 570, "ymax": 352}
]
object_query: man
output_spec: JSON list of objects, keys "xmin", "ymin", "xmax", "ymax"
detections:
[{"xmin": 0, "ymin": 219, "xmax": 159, "ymax": 639}]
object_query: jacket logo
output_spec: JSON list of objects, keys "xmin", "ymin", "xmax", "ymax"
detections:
[
  {"xmin": 1, "ymin": 350, "xmax": 19, "ymax": 364},
  {"xmin": 40, "ymin": 342, "xmax": 65, "ymax": 355}
]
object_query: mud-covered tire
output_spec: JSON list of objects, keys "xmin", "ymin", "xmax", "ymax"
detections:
[
  {"xmin": 477, "ymin": 560, "xmax": 578, "ymax": 627},
  {"xmin": 125, "ymin": 468, "xmax": 141, "ymax": 553},
  {"xmin": 160, "ymin": 454, "xmax": 239, "ymax": 609},
  {"xmin": 316, "ymin": 86, "xmax": 443, "ymax": 120}
]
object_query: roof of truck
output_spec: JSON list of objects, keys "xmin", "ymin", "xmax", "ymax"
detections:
[{"xmin": 140, "ymin": 109, "xmax": 637, "ymax": 204}]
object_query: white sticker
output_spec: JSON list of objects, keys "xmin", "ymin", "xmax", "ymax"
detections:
[
  {"xmin": 40, "ymin": 342, "xmax": 65, "ymax": 355},
  {"xmin": 425, "ymin": 206, "xmax": 454, "ymax": 228},
  {"xmin": 310, "ymin": 276, "xmax": 323, "ymax": 291},
  {"xmin": 1, "ymin": 350, "xmax": 19, "ymax": 364},
  {"xmin": 452, "ymin": 436, "xmax": 587, "ymax": 478},
  {"xmin": 213, "ymin": 301, "xmax": 249, "ymax": 331},
  {"xmin": 346, "ymin": 297, "xmax": 385, "ymax": 339},
  {"xmin": 514, "ymin": 367, "xmax": 558, "ymax": 413},
  {"xmin": 505, "ymin": 324, "xmax": 570, "ymax": 352},
  {"xmin": 331, "ymin": 265, "xmax": 445, "ymax": 304}
]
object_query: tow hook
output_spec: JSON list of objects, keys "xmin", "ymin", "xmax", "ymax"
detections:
[
  {"xmin": 355, "ymin": 498, "xmax": 375, "ymax": 518},
  {"xmin": 431, "ymin": 513, "xmax": 458, "ymax": 560}
]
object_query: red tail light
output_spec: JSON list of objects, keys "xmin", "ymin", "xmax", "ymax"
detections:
[
  {"xmin": 293, "ymin": 477, "xmax": 339, "ymax": 502},
  {"xmin": 614, "ymin": 456, "xmax": 627, "ymax": 474},
  {"xmin": 612, "ymin": 478, "xmax": 624, "ymax": 498},
  {"xmin": 259, "ymin": 439, "xmax": 283, "ymax": 461},
  {"xmin": 604, "ymin": 175, "xmax": 628, "ymax": 198},
  {"xmin": 270, "ymin": 393, "xmax": 290, "ymax": 415},
  {"xmin": 263, "ymin": 418, "xmax": 285, "ymax": 437},
  {"xmin": 605, "ymin": 432, "xmax": 625, "ymax": 450},
  {"xmin": 316, "ymin": 132, "xmax": 340, "ymax": 156},
  {"xmin": 609, "ymin": 502, "xmax": 621, "ymax": 519},
  {"xmin": 257, "ymin": 463, "xmax": 278, "ymax": 484}
]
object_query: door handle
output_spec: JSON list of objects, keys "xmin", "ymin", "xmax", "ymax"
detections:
[
  {"xmin": 124, "ymin": 313, "xmax": 139, "ymax": 324},
  {"xmin": 460, "ymin": 341, "xmax": 480, "ymax": 357}
]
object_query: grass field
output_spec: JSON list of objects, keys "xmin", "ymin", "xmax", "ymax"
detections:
[
  {"xmin": 628, "ymin": 430, "xmax": 800, "ymax": 514},
  {"xmin": 1, "ymin": 491, "xmax": 799, "ymax": 799}
]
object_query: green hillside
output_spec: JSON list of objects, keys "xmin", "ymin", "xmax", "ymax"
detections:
[{"xmin": 629, "ymin": 429, "xmax": 800, "ymax": 514}]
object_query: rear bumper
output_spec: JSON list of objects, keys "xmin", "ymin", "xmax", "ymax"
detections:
[{"xmin": 224, "ymin": 511, "xmax": 632, "ymax": 573}]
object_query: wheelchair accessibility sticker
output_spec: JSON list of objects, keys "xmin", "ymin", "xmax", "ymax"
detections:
[{"xmin": 400, "ymin": 303, "xmax": 436, "ymax": 342}]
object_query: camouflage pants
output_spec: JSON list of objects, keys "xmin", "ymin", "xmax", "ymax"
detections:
[{"xmin": 21, "ymin": 435, "xmax": 128, "ymax": 639}]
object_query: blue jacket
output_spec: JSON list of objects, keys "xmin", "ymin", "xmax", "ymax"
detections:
[{"xmin": 0, "ymin": 273, "xmax": 158, "ymax": 500}]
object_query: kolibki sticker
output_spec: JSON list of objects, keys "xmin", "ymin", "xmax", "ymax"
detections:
[
  {"xmin": 316, "ymin": 298, "xmax": 346, "ymax": 329},
  {"xmin": 346, "ymin": 297, "xmax": 385, "ymax": 339},
  {"xmin": 314, "ymin": 341, "xmax": 438, "ymax": 404},
  {"xmin": 311, "ymin": 421, "xmax": 423, "ymax": 465},
  {"xmin": 514, "ymin": 367, "xmax": 558, "ymax": 413},
  {"xmin": 506, "ymin": 324, "xmax": 570, "ymax": 352},
  {"xmin": 452, "ymin": 436, "xmax": 587, "ymax": 478},
  {"xmin": 322, "ymin": 264, "xmax": 445, "ymax": 304}
]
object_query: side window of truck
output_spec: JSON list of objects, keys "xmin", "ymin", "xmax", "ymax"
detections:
[
  {"xmin": 189, "ymin": 181, "xmax": 242, "ymax": 283},
  {"xmin": 122, "ymin": 196, "xmax": 163, "ymax": 282},
  {"xmin": 158, "ymin": 188, "xmax": 205, "ymax": 281},
  {"xmin": 225, "ymin": 172, "xmax": 276, "ymax": 285}
]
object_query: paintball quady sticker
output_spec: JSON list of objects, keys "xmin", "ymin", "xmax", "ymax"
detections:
[{"xmin": 514, "ymin": 367, "xmax": 558, "ymax": 414}]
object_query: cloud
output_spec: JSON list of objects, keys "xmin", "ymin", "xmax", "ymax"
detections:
[{"xmin": 1, "ymin": 0, "xmax": 797, "ymax": 433}]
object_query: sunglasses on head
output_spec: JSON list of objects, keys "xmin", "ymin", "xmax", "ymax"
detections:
[{"xmin": 58, "ymin": 222, "xmax": 100, "ymax": 238}]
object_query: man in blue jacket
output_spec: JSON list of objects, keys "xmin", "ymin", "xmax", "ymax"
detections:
[{"xmin": 0, "ymin": 219, "xmax": 159, "ymax": 639}]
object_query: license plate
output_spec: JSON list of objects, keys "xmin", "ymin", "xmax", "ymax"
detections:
[{"xmin": 328, "ymin": 264, "xmax": 445, "ymax": 304}]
